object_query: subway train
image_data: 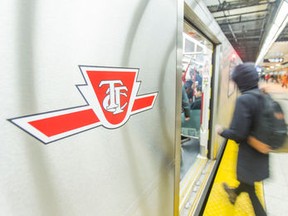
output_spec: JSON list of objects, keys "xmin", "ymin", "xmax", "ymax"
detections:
[{"xmin": 1, "ymin": 1, "xmax": 244, "ymax": 216}]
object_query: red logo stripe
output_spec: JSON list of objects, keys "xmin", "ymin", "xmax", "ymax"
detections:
[
  {"xmin": 28, "ymin": 109, "xmax": 99, "ymax": 137},
  {"xmin": 132, "ymin": 95, "xmax": 156, "ymax": 112},
  {"xmin": 24, "ymin": 94, "xmax": 156, "ymax": 139}
]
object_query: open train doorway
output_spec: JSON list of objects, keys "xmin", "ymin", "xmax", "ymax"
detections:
[
  {"xmin": 180, "ymin": 21, "xmax": 213, "ymax": 180},
  {"xmin": 179, "ymin": 20, "xmax": 214, "ymax": 214}
]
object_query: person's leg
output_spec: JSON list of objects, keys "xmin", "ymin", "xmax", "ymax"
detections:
[
  {"xmin": 224, "ymin": 182, "xmax": 267, "ymax": 215},
  {"xmin": 223, "ymin": 181, "xmax": 248, "ymax": 204},
  {"xmin": 223, "ymin": 183, "xmax": 239, "ymax": 204},
  {"xmin": 236, "ymin": 182, "xmax": 267, "ymax": 216}
]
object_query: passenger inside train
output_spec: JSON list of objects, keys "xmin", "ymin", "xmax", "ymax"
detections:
[
  {"xmin": 180, "ymin": 24, "xmax": 212, "ymax": 182},
  {"xmin": 190, "ymin": 86, "xmax": 202, "ymax": 110}
]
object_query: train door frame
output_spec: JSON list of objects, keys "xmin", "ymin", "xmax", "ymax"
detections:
[
  {"xmin": 184, "ymin": 29, "xmax": 225, "ymax": 161},
  {"xmin": 182, "ymin": 17, "xmax": 217, "ymax": 157},
  {"xmin": 177, "ymin": 2, "xmax": 229, "ymax": 215},
  {"xmin": 179, "ymin": 18, "xmax": 216, "ymax": 215}
]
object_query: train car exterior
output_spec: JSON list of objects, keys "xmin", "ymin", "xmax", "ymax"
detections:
[{"xmin": 0, "ymin": 0, "xmax": 241, "ymax": 216}]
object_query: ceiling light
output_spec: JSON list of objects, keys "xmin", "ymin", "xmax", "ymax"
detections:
[{"xmin": 256, "ymin": 0, "xmax": 288, "ymax": 65}]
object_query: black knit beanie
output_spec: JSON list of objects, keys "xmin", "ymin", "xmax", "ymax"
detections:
[{"xmin": 232, "ymin": 62, "xmax": 259, "ymax": 92}]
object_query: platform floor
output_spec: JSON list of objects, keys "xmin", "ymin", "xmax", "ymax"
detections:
[
  {"xmin": 203, "ymin": 140, "xmax": 265, "ymax": 216},
  {"xmin": 265, "ymin": 153, "xmax": 288, "ymax": 216}
]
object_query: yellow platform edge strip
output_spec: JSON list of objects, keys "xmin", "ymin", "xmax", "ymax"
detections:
[{"xmin": 203, "ymin": 140, "xmax": 265, "ymax": 216}]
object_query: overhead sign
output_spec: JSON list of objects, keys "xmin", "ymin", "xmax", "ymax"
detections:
[
  {"xmin": 263, "ymin": 58, "xmax": 284, "ymax": 63},
  {"xmin": 9, "ymin": 66, "xmax": 158, "ymax": 144}
]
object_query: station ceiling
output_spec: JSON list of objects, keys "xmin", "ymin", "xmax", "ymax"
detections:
[{"xmin": 203, "ymin": 0, "xmax": 288, "ymax": 66}]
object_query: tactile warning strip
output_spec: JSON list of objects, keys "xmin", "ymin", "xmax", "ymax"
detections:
[{"xmin": 203, "ymin": 140, "xmax": 265, "ymax": 216}]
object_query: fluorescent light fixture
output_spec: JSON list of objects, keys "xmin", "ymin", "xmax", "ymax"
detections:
[{"xmin": 256, "ymin": 0, "xmax": 288, "ymax": 65}]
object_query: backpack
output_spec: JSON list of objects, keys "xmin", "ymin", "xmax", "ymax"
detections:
[{"xmin": 247, "ymin": 90, "xmax": 287, "ymax": 149}]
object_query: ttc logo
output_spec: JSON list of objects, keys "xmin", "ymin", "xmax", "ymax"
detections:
[{"xmin": 9, "ymin": 66, "xmax": 158, "ymax": 144}]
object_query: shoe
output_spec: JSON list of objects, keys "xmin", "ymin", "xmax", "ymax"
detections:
[{"xmin": 222, "ymin": 183, "xmax": 237, "ymax": 205}]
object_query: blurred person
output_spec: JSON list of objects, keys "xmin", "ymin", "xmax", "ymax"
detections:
[
  {"xmin": 264, "ymin": 73, "xmax": 270, "ymax": 83},
  {"xmin": 190, "ymin": 87, "xmax": 202, "ymax": 110},
  {"xmin": 182, "ymin": 85, "xmax": 190, "ymax": 121},
  {"xmin": 184, "ymin": 80, "xmax": 194, "ymax": 103},
  {"xmin": 260, "ymin": 74, "xmax": 265, "ymax": 82},
  {"xmin": 216, "ymin": 63, "xmax": 270, "ymax": 216},
  {"xmin": 281, "ymin": 72, "xmax": 288, "ymax": 88},
  {"xmin": 195, "ymin": 70, "xmax": 203, "ymax": 88},
  {"xmin": 182, "ymin": 69, "xmax": 186, "ymax": 84},
  {"xmin": 270, "ymin": 74, "xmax": 276, "ymax": 83}
]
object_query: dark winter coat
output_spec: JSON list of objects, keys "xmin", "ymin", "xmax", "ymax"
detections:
[
  {"xmin": 220, "ymin": 63, "xmax": 269, "ymax": 185},
  {"xmin": 182, "ymin": 86, "xmax": 190, "ymax": 118},
  {"xmin": 190, "ymin": 97, "xmax": 201, "ymax": 110},
  {"xmin": 221, "ymin": 90, "xmax": 269, "ymax": 184}
]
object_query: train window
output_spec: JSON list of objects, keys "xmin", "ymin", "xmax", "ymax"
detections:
[
  {"xmin": 196, "ymin": 45, "xmax": 203, "ymax": 52},
  {"xmin": 180, "ymin": 21, "xmax": 213, "ymax": 182},
  {"xmin": 185, "ymin": 39, "xmax": 195, "ymax": 53}
]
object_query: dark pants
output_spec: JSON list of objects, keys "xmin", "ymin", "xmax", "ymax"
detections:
[{"xmin": 235, "ymin": 182, "xmax": 267, "ymax": 216}]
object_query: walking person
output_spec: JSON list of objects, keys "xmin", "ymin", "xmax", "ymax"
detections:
[
  {"xmin": 281, "ymin": 72, "xmax": 288, "ymax": 88},
  {"xmin": 216, "ymin": 62, "xmax": 271, "ymax": 216}
]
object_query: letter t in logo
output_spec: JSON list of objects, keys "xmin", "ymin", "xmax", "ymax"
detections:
[{"xmin": 100, "ymin": 80, "xmax": 128, "ymax": 114}]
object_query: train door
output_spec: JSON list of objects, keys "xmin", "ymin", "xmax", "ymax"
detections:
[
  {"xmin": 180, "ymin": 21, "xmax": 213, "ymax": 179},
  {"xmin": 179, "ymin": 20, "xmax": 214, "ymax": 214}
]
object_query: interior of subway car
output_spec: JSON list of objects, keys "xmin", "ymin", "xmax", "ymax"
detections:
[{"xmin": 180, "ymin": 21, "xmax": 213, "ymax": 180}]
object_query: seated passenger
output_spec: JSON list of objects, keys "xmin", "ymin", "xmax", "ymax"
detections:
[{"xmin": 190, "ymin": 87, "xmax": 202, "ymax": 110}]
